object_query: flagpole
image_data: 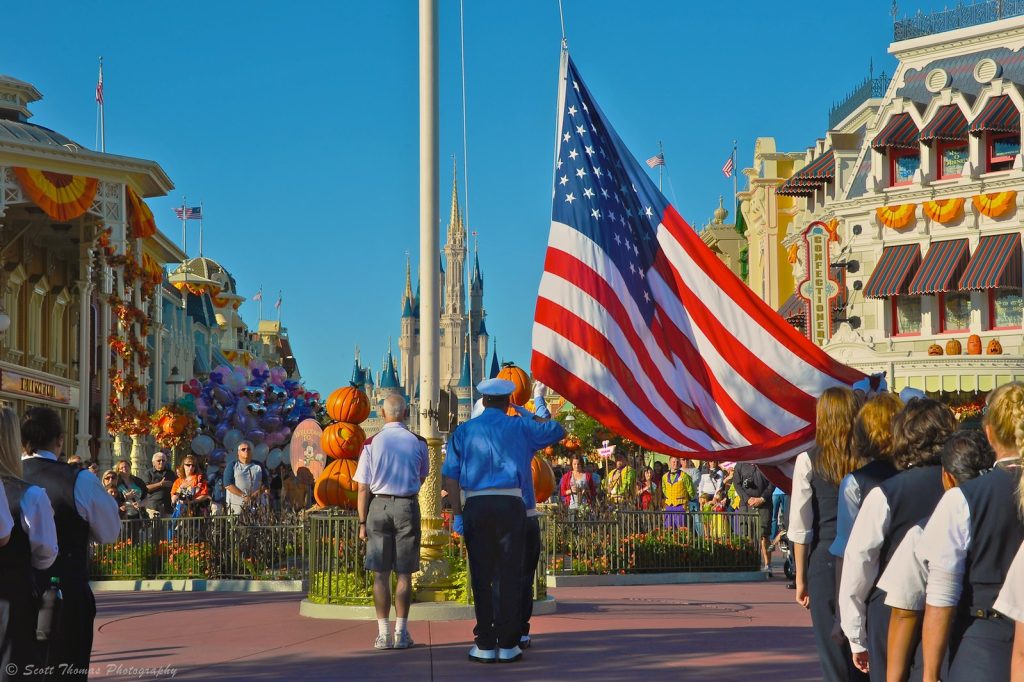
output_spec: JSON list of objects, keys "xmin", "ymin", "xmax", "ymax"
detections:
[
  {"xmin": 199, "ymin": 201, "xmax": 204, "ymax": 257},
  {"xmin": 732, "ymin": 139, "xmax": 738, "ymax": 207},
  {"xmin": 658, "ymin": 140, "xmax": 664, "ymax": 193},
  {"xmin": 180, "ymin": 196, "xmax": 188, "ymax": 256},
  {"xmin": 276, "ymin": 290, "xmax": 282, "ymax": 323},
  {"xmin": 257, "ymin": 287, "xmax": 263, "ymax": 321},
  {"xmin": 98, "ymin": 57, "xmax": 105, "ymax": 153}
]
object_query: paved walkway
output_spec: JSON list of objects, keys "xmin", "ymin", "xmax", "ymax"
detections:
[{"xmin": 87, "ymin": 574, "xmax": 820, "ymax": 681}]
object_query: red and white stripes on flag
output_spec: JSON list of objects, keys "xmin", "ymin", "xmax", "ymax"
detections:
[
  {"xmin": 251, "ymin": 289, "xmax": 263, "ymax": 302},
  {"xmin": 274, "ymin": 293, "xmax": 282, "ymax": 310},
  {"xmin": 646, "ymin": 153, "xmax": 665, "ymax": 169},
  {"xmin": 721, "ymin": 154, "xmax": 734, "ymax": 178},
  {"xmin": 95, "ymin": 68, "xmax": 104, "ymax": 105},
  {"xmin": 532, "ymin": 54, "xmax": 863, "ymax": 490}
]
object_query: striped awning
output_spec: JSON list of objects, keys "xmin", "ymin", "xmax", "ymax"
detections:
[
  {"xmin": 969, "ymin": 95, "xmax": 1021, "ymax": 135},
  {"xmin": 872, "ymin": 113, "xmax": 920, "ymax": 150},
  {"xmin": 959, "ymin": 232, "xmax": 1022, "ymax": 290},
  {"xmin": 776, "ymin": 150, "xmax": 835, "ymax": 197},
  {"xmin": 777, "ymin": 293, "xmax": 809, "ymax": 322},
  {"xmin": 907, "ymin": 239, "xmax": 969, "ymax": 295},
  {"xmin": 864, "ymin": 243, "xmax": 921, "ymax": 299},
  {"xmin": 920, "ymin": 105, "xmax": 969, "ymax": 143}
]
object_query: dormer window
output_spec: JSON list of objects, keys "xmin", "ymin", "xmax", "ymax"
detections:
[
  {"xmin": 871, "ymin": 113, "xmax": 921, "ymax": 188},
  {"xmin": 970, "ymin": 95, "xmax": 1021, "ymax": 173},
  {"xmin": 921, "ymin": 105, "xmax": 970, "ymax": 180}
]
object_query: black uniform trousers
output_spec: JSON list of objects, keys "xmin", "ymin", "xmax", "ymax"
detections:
[
  {"xmin": 946, "ymin": 616, "xmax": 1013, "ymax": 681},
  {"xmin": 519, "ymin": 515, "xmax": 541, "ymax": 638},
  {"xmin": 866, "ymin": 589, "xmax": 890, "ymax": 682},
  {"xmin": 42, "ymin": 582, "xmax": 95, "ymax": 681},
  {"xmin": 463, "ymin": 495, "xmax": 526, "ymax": 650},
  {"xmin": 807, "ymin": 546, "xmax": 867, "ymax": 682}
]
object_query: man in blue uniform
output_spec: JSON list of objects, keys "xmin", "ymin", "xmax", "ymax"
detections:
[{"xmin": 442, "ymin": 378, "xmax": 565, "ymax": 664}]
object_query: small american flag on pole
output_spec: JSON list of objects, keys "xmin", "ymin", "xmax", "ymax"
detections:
[
  {"xmin": 274, "ymin": 292, "xmax": 282, "ymax": 310},
  {"xmin": 646, "ymin": 153, "xmax": 664, "ymax": 169},
  {"xmin": 95, "ymin": 66, "xmax": 104, "ymax": 105},
  {"xmin": 532, "ymin": 53, "xmax": 863, "ymax": 489},
  {"xmin": 252, "ymin": 289, "xmax": 263, "ymax": 302},
  {"xmin": 173, "ymin": 206, "xmax": 203, "ymax": 220},
  {"xmin": 721, "ymin": 154, "xmax": 734, "ymax": 178}
]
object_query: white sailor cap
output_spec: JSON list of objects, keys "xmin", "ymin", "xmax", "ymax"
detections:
[
  {"xmin": 470, "ymin": 398, "xmax": 485, "ymax": 419},
  {"xmin": 477, "ymin": 378, "xmax": 516, "ymax": 396},
  {"xmin": 899, "ymin": 387, "xmax": 926, "ymax": 403}
]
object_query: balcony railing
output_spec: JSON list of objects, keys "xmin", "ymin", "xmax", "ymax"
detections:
[
  {"xmin": 829, "ymin": 73, "xmax": 892, "ymax": 129},
  {"xmin": 894, "ymin": 0, "xmax": 1024, "ymax": 42}
]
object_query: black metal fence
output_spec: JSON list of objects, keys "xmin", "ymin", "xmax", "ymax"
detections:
[
  {"xmin": 894, "ymin": 0, "xmax": 1024, "ymax": 42},
  {"xmin": 542, "ymin": 507, "xmax": 761, "ymax": 575},
  {"xmin": 89, "ymin": 508, "xmax": 760, "ymax": 603},
  {"xmin": 829, "ymin": 74, "xmax": 892, "ymax": 129}
]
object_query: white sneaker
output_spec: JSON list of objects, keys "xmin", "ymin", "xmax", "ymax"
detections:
[
  {"xmin": 519, "ymin": 635, "xmax": 531, "ymax": 649},
  {"xmin": 393, "ymin": 630, "xmax": 414, "ymax": 649},
  {"xmin": 374, "ymin": 634, "xmax": 392, "ymax": 650},
  {"xmin": 498, "ymin": 645, "xmax": 523, "ymax": 663},
  {"xmin": 468, "ymin": 645, "xmax": 497, "ymax": 663}
]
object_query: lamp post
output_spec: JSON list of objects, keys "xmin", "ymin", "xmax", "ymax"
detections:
[{"xmin": 164, "ymin": 366, "xmax": 185, "ymax": 467}]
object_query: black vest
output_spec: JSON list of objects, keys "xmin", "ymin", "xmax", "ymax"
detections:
[
  {"xmin": 22, "ymin": 457, "xmax": 91, "ymax": 584},
  {"xmin": 0, "ymin": 476, "xmax": 35, "ymax": 602},
  {"xmin": 878, "ymin": 465, "xmax": 945, "ymax": 571},
  {"xmin": 809, "ymin": 470, "xmax": 839, "ymax": 553},
  {"xmin": 959, "ymin": 465, "xmax": 1024, "ymax": 617},
  {"xmin": 850, "ymin": 459, "xmax": 898, "ymax": 502}
]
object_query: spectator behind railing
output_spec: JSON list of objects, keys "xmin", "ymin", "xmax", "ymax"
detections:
[
  {"xmin": 171, "ymin": 456, "xmax": 210, "ymax": 517},
  {"xmin": 559, "ymin": 455, "xmax": 596, "ymax": 509}
]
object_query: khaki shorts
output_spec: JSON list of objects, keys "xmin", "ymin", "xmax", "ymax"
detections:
[{"xmin": 365, "ymin": 496, "xmax": 421, "ymax": 574}]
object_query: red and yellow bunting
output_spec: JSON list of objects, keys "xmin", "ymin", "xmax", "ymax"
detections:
[
  {"xmin": 922, "ymin": 197, "xmax": 965, "ymax": 224},
  {"xmin": 824, "ymin": 218, "xmax": 840, "ymax": 243},
  {"xmin": 127, "ymin": 187, "xmax": 157, "ymax": 239},
  {"xmin": 140, "ymin": 253, "xmax": 163, "ymax": 286},
  {"xmin": 13, "ymin": 167, "xmax": 99, "ymax": 221},
  {"xmin": 876, "ymin": 203, "xmax": 916, "ymax": 229},
  {"xmin": 972, "ymin": 191, "xmax": 1016, "ymax": 219}
]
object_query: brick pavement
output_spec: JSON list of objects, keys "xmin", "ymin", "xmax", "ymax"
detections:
[{"xmin": 88, "ymin": 576, "xmax": 820, "ymax": 681}]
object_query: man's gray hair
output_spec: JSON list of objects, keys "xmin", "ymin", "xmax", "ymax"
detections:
[
  {"xmin": 152, "ymin": 451, "xmax": 168, "ymax": 462},
  {"xmin": 238, "ymin": 440, "xmax": 254, "ymax": 452},
  {"xmin": 381, "ymin": 393, "xmax": 407, "ymax": 420}
]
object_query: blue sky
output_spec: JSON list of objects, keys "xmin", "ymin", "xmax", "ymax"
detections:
[{"xmin": 1, "ymin": 1, "xmax": 954, "ymax": 393}]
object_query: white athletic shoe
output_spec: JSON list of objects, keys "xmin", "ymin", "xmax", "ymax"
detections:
[
  {"xmin": 519, "ymin": 635, "xmax": 532, "ymax": 649},
  {"xmin": 498, "ymin": 645, "xmax": 523, "ymax": 663},
  {"xmin": 468, "ymin": 645, "xmax": 497, "ymax": 663},
  {"xmin": 374, "ymin": 634, "xmax": 392, "ymax": 650}
]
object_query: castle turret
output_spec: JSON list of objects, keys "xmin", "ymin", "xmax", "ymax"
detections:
[
  {"xmin": 489, "ymin": 340, "xmax": 500, "ymax": 379},
  {"xmin": 440, "ymin": 159, "xmax": 467, "ymax": 386},
  {"xmin": 399, "ymin": 255, "xmax": 417, "ymax": 397}
]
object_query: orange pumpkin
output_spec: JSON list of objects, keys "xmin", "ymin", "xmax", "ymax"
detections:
[
  {"xmin": 314, "ymin": 458, "xmax": 359, "ymax": 508},
  {"xmin": 497, "ymin": 363, "xmax": 531, "ymax": 406},
  {"xmin": 967, "ymin": 334, "xmax": 982, "ymax": 355},
  {"xmin": 564, "ymin": 435, "xmax": 581, "ymax": 451},
  {"xmin": 320, "ymin": 422, "xmax": 366, "ymax": 460},
  {"xmin": 987, "ymin": 338, "xmax": 1003, "ymax": 355},
  {"xmin": 543, "ymin": 446, "xmax": 555, "ymax": 456},
  {"xmin": 326, "ymin": 384, "xmax": 371, "ymax": 424},
  {"xmin": 927, "ymin": 343, "xmax": 944, "ymax": 356},
  {"xmin": 946, "ymin": 339, "xmax": 962, "ymax": 356},
  {"xmin": 532, "ymin": 455, "xmax": 556, "ymax": 503}
]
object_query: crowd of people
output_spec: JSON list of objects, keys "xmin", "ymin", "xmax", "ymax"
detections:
[{"xmin": 790, "ymin": 381, "xmax": 1024, "ymax": 681}]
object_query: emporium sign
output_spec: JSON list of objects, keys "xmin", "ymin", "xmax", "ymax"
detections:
[{"xmin": 0, "ymin": 369, "xmax": 70, "ymax": 404}]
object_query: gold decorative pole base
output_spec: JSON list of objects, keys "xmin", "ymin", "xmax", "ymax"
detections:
[{"xmin": 414, "ymin": 436, "xmax": 454, "ymax": 601}]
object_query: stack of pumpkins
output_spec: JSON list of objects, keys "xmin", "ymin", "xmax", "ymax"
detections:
[
  {"xmin": 313, "ymin": 384, "xmax": 370, "ymax": 510},
  {"xmin": 498, "ymin": 363, "xmax": 556, "ymax": 504}
]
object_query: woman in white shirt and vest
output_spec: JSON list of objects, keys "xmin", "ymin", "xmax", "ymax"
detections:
[
  {"xmin": 919, "ymin": 382, "xmax": 1024, "ymax": 681},
  {"xmin": 839, "ymin": 399, "xmax": 956, "ymax": 680}
]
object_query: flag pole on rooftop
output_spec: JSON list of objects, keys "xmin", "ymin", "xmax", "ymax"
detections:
[
  {"xmin": 95, "ymin": 57, "xmax": 105, "ymax": 153},
  {"xmin": 180, "ymin": 196, "xmax": 187, "ymax": 255},
  {"xmin": 732, "ymin": 139, "xmax": 738, "ymax": 209},
  {"xmin": 659, "ymin": 141, "xmax": 664, "ymax": 192},
  {"xmin": 199, "ymin": 201, "xmax": 204, "ymax": 257}
]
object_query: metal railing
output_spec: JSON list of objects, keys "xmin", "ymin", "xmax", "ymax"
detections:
[
  {"xmin": 88, "ymin": 508, "xmax": 757, "ymax": 602},
  {"xmin": 542, "ymin": 507, "xmax": 761, "ymax": 575},
  {"xmin": 89, "ymin": 512, "xmax": 307, "ymax": 580},
  {"xmin": 829, "ymin": 73, "xmax": 892, "ymax": 129},
  {"xmin": 894, "ymin": 0, "xmax": 1024, "ymax": 42}
]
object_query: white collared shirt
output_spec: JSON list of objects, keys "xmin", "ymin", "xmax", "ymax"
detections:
[
  {"xmin": 839, "ymin": 486, "xmax": 891, "ymax": 653},
  {"xmin": 995, "ymin": 543, "xmax": 1024, "ymax": 622},
  {"xmin": 919, "ymin": 487, "xmax": 971, "ymax": 608},
  {"xmin": 879, "ymin": 522, "xmax": 928, "ymax": 611},
  {"xmin": 22, "ymin": 451, "xmax": 121, "ymax": 544},
  {"xmin": 786, "ymin": 452, "xmax": 814, "ymax": 544}
]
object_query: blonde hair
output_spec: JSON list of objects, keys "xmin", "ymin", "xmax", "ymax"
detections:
[
  {"xmin": 0, "ymin": 407, "xmax": 23, "ymax": 479},
  {"xmin": 813, "ymin": 386, "xmax": 860, "ymax": 485},
  {"xmin": 983, "ymin": 382, "xmax": 1024, "ymax": 518},
  {"xmin": 851, "ymin": 393, "xmax": 904, "ymax": 464}
]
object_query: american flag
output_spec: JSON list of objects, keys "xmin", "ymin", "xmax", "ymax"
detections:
[
  {"xmin": 646, "ymin": 153, "xmax": 664, "ymax": 169},
  {"xmin": 173, "ymin": 206, "xmax": 203, "ymax": 220},
  {"xmin": 531, "ymin": 55, "xmax": 863, "ymax": 487},
  {"xmin": 721, "ymin": 154, "xmax": 734, "ymax": 178},
  {"xmin": 95, "ymin": 67, "xmax": 104, "ymax": 105},
  {"xmin": 274, "ymin": 293, "xmax": 282, "ymax": 310},
  {"xmin": 251, "ymin": 289, "xmax": 263, "ymax": 302}
]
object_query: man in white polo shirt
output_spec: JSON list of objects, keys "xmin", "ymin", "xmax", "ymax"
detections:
[{"xmin": 355, "ymin": 393, "xmax": 430, "ymax": 651}]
